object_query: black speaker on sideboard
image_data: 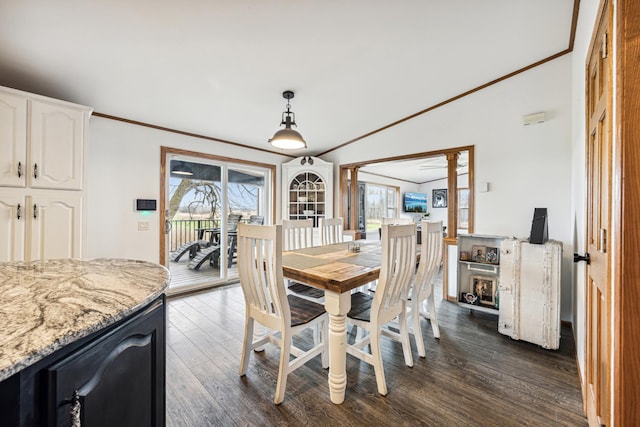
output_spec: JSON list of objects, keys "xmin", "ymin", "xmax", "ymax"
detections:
[{"xmin": 529, "ymin": 208, "xmax": 548, "ymax": 244}]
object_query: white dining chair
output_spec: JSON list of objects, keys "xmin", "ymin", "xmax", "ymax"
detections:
[
  {"xmin": 408, "ymin": 220, "xmax": 443, "ymax": 357},
  {"xmin": 237, "ymin": 223, "xmax": 328, "ymax": 404},
  {"xmin": 282, "ymin": 219, "xmax": 324, "ymax": 301},
  {"xmin": 381, "ymin": 217, "xmax": 414, "ymax": 225},
  {"xmin": 346, "ymin": 223, "xmax": 417, "ymax": 396},
  {"xmin": 319, "ymin": 217, "xmax": 344, "ymax": 245},
  {"xmin": 367, "ymin": 217, "xmax": 416, "ymax": 293},
  {"xmin": 378, "ymin": 217, "xmax": 413, "ymax": 240},
  {"xmin": 282, "ymin": 219, "xmax": 313, "ymax": 250}
]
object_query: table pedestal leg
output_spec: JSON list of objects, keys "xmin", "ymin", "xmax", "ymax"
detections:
[{"xmin": 324, "ymin": 290, "xmax": 352, "ymax": 404}]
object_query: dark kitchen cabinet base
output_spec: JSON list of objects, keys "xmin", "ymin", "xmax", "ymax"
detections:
[{"xmin": 0, "ymin": 295, "xmax": 166, "ymax": 427}]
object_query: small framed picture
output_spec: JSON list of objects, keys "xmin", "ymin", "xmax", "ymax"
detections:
[
  {"xmin": 432, "ymin": 189, "xmax": 448, "ymax": 208},
  {"xmin": 471, "ymin": 276, "xmax": 496, "ymax": 307},
  {"xmin": 485, "ymin": 247, "xmax": 499, "ymax": 264},
  {"xmin": 460, "ymin": 292, "xmax": 478, "ymax": 305},
  {"xmin": 471, "ymin": 245, "xmax": 486, "ymax": 263},
  {"xmin": 459, "ymin": 251, "xmax": 470, "ymax": 261}
]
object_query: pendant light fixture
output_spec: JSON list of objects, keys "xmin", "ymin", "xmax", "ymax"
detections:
[{"xmin": 268, "ymin": 90, "xmax": 307, "ymax": 150}]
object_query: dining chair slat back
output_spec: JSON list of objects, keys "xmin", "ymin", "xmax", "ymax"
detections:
[
  {"xmin": 346, "ymin": 223, "xmax": 417, "ymax": 396},
  {"xmin": 409, "ymin": 220, "xmax": 443, "ymax": 356},
  {"xmin": 282, "ymin": 218, "xmax": 324, "ymax": 301},
  {"xmin": 376, "ymin": 224, "xmax": 418, "ymax": 320},
  {"xmin": 237, "ymin": 223, "xmax": 283, "ymax": 323},
  {"xmin": 282, "ymin": 219, "xmax": 314, "ymax": 250},
  {"xmin": 319, "ymin": 217, "xmax": 344, "ymax": 245},
  {"xmin": 381, "ymin": 217, "xmax": 414, "ymax": 225},
  {"xmin": 379, "ymin": 217, "xmax": 413, "ymax": 239},
  {"xmin": 237, "ymin": 223, "xmax": 328, "ymax": 404}
]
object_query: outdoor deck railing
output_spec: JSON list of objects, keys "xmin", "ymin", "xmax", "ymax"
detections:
[{"xmin": 169, "ymin": 219, "xmax": 218, "ymax": 252}]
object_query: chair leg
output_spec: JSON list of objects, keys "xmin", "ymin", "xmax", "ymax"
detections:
[
  {"xmin": 253, "ymin": 322, "xmax": 267, "ymax": 352},
  {"xmin": 398, "ymin": 310, "xmax": 414, "ymax": 367},
  {"xmin": 370, "ymin": 328, "xmax": 387, "ymax": 396},
  {"xmin": 239, "ymin": 317, "xmax": 254, "ymax": 376},
  {"xmin": 274, "ymin": 334, "xmax": 292, "ymax": 404},
  {"xmin": 411, "ymin": 300, "xmax": 427, "ymax": 358},
  {"xmin": 427, "ymin": 291, "xmax": 440, "ymax": 339}
]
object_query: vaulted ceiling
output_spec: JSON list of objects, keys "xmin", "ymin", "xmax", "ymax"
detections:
[{"xmin": 0, "ymin": 1, "xmax": 576, "ymax": 171}]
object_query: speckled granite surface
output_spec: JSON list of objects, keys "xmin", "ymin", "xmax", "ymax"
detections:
[{"xmin": 0, "ymin": 258, "xmax": 170, "ymax": 382}]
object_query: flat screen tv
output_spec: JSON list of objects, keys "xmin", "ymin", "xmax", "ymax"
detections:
[{"xmin": 403, "ymin": 192, "xmax": 428, "ymax": 213}]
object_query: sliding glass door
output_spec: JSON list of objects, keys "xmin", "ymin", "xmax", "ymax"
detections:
[{"xmin": 164, "ymin": 152, "xmax": 271, "ymax": 294}]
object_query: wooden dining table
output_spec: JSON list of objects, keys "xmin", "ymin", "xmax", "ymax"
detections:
[{"xmin": 282, "ymin": 240, "xmax": 383, "ymax": 404}]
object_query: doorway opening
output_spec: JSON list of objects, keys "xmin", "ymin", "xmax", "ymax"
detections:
[{"xmin": 341, "ymin": 146, "xmax": 474, "ymax": 238}]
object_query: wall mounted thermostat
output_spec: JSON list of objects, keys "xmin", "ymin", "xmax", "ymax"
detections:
[{"xmin": 135, "ymin": 199, "xmax": 157, "ymax": 211}]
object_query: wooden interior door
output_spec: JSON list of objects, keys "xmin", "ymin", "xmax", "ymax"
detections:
[{"xmin": 585, "ymin": 2, "xmax": 611, "ymax": 425}]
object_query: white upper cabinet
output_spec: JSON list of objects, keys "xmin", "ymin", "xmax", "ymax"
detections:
[
  {"xmin": 0, "ymin": 86, "xmax": 91, "ymax": 262},
  {"xmin": 29, "ymin": 100, "xmax": 87, "ymax": 190},
  {"xmin": 28, "ymin": 192, "xmax": 83, "ymax": 261},
  {"xmin": 0, "ymin": 194, "xmax": 26, "ymax": 262},
  {"xmin": 0, "ymin": 91, "xmax": 28, "ymax": 188},
  {"xmin": 0, "ymin": 86, "xmax": 91, "ymax": 190}
]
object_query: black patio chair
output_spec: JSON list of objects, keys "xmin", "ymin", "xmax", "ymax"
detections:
[{"xmin": 188, "ymin": 214, "xmax": 243, "ymax": 270}]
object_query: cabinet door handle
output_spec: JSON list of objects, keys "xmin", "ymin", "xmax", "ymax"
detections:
[
  {"xmin": 17, "ymin": 162, "xmax": 22, "ymax": 178},
  {"xmin": 17, "ymin": 204, "xmax": 21, "ymax": 220},
  {"xmin": 33, "ymin": 203, "xmax": 38, "ymax": 219},
  {"xmin": 33, "ymin": 163, "xmax": 38, "ymax": 179}
]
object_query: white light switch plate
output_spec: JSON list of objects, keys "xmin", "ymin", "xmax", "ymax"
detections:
[{"xmin": 138, "ymin": 221, "xmax": 150, "ymax": 231}]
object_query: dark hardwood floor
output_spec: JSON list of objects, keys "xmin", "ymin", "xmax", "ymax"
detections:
[{"xmin": 166, "ymin": 276, "xmax": 587, "ymax": 426}]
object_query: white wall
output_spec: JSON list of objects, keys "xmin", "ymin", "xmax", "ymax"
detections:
[
  {"xmin": 570, "ymin": 0, "xmax": 601, "ymax": 383},
  {"xmin": 323, "ymin": 57, "xmax": 574, "ymax": 321},
  {"xmin": 86, "ymin": 117, "xmax": 289, "ymax": 263}
]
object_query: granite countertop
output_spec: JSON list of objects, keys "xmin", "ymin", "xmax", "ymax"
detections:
[{"xmin": 0, "ymin": 258, "xmax": 170, "ymax": 382}]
